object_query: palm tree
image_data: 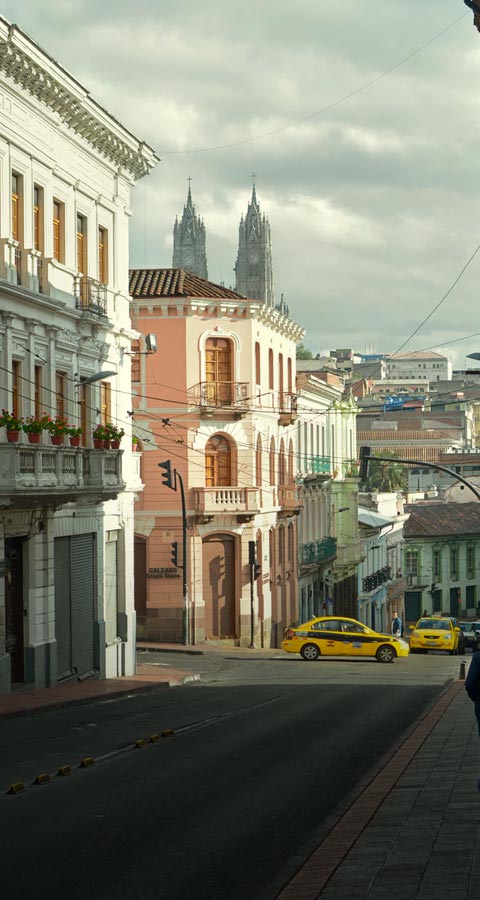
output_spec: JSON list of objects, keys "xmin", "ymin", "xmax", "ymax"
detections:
[{"xmin": 366, "ymin": 451, "xmax": 407, "ymax": 493}]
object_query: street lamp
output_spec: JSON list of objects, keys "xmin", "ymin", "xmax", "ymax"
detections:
[{"xmin": 75, "ymin": 370, "xmax": 117, "ymax": 385}]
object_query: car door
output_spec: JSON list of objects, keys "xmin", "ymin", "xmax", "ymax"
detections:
[
  {"xmin": 309, "ymin": 620, "xmax": 344, "ymax": 656},
  {"xmin": 339, "ymin": 620, "xmax": 379, "ymax": 658}
]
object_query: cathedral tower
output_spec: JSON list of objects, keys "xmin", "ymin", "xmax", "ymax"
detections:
[
  {"xmin": 234, "ymin": 182, "xmax": 274, "ymax": 307},
  {"xmin": 172, "ymin": 181, "xmax": 208, "ymax": 278}
]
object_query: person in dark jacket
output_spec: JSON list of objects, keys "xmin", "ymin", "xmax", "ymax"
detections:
[{"xmin": 465, "ymin": 651, "xmax": 480, "ymax": 735}]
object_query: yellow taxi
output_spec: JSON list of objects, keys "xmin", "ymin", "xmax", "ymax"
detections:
[
  {"xmin": 409, "ymin": 616, "xmax": 462, "ymax": 655},
  {"xmin": 281, "ymin": 616, "xmax": 409, "ymax": 663}
]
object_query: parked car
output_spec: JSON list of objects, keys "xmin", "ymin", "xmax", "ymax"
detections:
[
  {"xmin": 458, "ymin": 621, "xmax": 480, "ymax": 652},
  {"xmin": 409, "ymin": 616, "xmax": 463, "ymax": 655},
  {"xmin": 281, "ymin": 616, "xmax": 410, "ymax": 663}
]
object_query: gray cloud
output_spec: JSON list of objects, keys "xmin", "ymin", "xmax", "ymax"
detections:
[{"xmin": 4, "ymin": 0, "xmax": 480, "ymax": 364}]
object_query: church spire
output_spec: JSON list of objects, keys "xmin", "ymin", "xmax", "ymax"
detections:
[
  {"xmin": 172, "ymin": 178, "xmax": 208, "ymax": 278},
  {"xmin": 234, "ymin": 179, "xmax": 274, "ymax": 307}
]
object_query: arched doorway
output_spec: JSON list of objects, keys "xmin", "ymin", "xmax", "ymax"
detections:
[
  {"xmin": 205, "ymin": 337, "xmax": 233, "ymax": 404},
  {"xmin": 202, "ymin": 534, "xmax": 236, "ymax": 638}
]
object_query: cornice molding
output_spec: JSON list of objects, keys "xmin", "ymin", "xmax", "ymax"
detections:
[{"xmin": 0, "ymin": 21, "xmax": 158, "ymax": 180}]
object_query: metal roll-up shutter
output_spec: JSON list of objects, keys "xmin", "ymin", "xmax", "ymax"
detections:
[
  {"xmin": 55, "ymin": 537, "xmax": 72, "ymax": 679},
  {"xmin": 71, "ymin": 534, "xmax": 95, "ymax": 677}
]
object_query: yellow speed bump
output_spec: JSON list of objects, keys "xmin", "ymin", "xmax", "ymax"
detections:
[
  {"xmin": 8, "ymin": 782, "xmax": 25, "ymax": 795},
  {"xmin": 161, "ymin": 729, "xmax": 175, "ymax": 738},
  {"xmin": 134, "ymin": 739, "xmax": 145, "ymax": 749},
  {"xmin": 57, "ymin": 765, "xmax": 72, "ymax": 777},
  {"xmin": 34, "ymin": 773, "xmax": 51, "ymax": 785},
  {"xmin": 80, "ymin": 757, "xmax": 95, "ymax": 768},
  {"xmin": 149, "ymin": 734, "xmax": 160, "ymax": 743}
]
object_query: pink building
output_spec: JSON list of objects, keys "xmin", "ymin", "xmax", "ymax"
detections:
[{"xmin": 129, "ymin": 268, "xmax": 304, "ymax": 647}]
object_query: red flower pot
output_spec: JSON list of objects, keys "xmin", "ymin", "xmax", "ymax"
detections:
[
  {"xmin": 93, "ymin": 439, "xmax": 104, "ymax": 449},
  {"xmin": 27, "ymin": 433, "xmax": 41, "ymax": 444},
  {"xmin": 69, "ymin": 436, "xmax": 81, "ymax": 448},
  {"xmin": 6, "ymin": 431, "xmax": 20, "ymax": 442},
  {"xmin": 51, "ymin": 435, "xmax": 64, "ymax": 445},
  {"xmin": 111, "ymin": 440, "xmax": 120, "ymax": 449},
  {"xmin": 103, "ymin": 440, "xmax": 111, "ymax": 449}
]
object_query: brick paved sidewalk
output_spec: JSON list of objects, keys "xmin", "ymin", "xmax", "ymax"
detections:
[{"xmin": 275, "ymin": 681, "xmax": 479, "ymax": 900}]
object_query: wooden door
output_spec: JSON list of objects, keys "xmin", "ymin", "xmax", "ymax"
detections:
[
  {"xmin": 205, "ymin": 338, "xmax": 232, "ymax": 404},
  {"xmin": 205, "ymin": 435, "xmax": 231, "ymax": 487},
  {"xmin": 5, "ymin": 538, "xmax": 24, "ymax": 683},
  {"xmin": 202, "ymin": 535, "xmax": 235, "ymax": 638}
]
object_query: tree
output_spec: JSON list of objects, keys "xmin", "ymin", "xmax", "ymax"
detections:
[
  {"xmin": 296, "ymin": 343, "xmax": 313, "ymax": 359},
  {"xmin": 365, "ymin": 451, "xmax": 408, "ymax": 493}
]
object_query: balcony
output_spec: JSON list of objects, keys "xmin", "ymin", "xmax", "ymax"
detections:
[
  {"xmin": 278, "ymin": 392, "xmax": 298, "ymax": 426},
  {"xmin": 278, "ymin": 484, "xmax": 302, "ymax": 517},
  {"xmin": 362, "ymin": 566, "xmax": 392, "ymax": 594},
  {"xmin": 189, "ymin": 381, "xmax": 250, "ymax": 418},
  {"xmin": 192, "ymin": 486, "xmax": 261, "ymax": 521},
  {"xmin": 300, "ymin": 537, "xmax": 337, "ymax": 567},
  {"xmin": 303, "ymin": 456, "xmax": 332, "ymax": 479},
  {"xmin": 74, "ymin": 275, "xmax": 108, "ymax": 316},
  {"xmin": 0, "ymin": 444, "xmax": 125, "ymax": 509}
]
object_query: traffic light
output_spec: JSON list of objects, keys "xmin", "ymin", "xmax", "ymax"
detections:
[
  {"xmin": 158, "ymin": 459, "xmax": 173, "ymax": 489},
  {"xmin": 359, "ymin": 446, "xmax": 371, "ymax": 482},
  {"xmin": 253, "ymin": 560, "xmax": 261, "ymax": 580},
  {"xmin": 171, "ymin": 541, "xmax": 178, "ymax": 567},
  {"xmin": 248, "ymin": 540, "xmax": 261, "ymax": 579}
]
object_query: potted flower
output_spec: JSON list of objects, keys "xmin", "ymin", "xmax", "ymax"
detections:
[
  {"xmin": 68, "ymin": 426, "xmax": 83, "ymax": 448},
  {"xmin": 132, "ymin": 434, "xmax": 140, "ymax": 451},
  {"xmin": 22, "ymin": 414, "xmax": 50, "ymax": 444},
  {"xmin": 105, "ymin": 423, "xmax": 125, "ymax": 449},
  {"xmin": 92, "ymin": 424, "xmax": 108, "ymax": 448},
  {"xmin": 46, "ymin": 415, "xmax": 70, "ymax": 445},
  {"xmin": 0, "ymin": 409, "xmax": 24, "ymax": 442}
]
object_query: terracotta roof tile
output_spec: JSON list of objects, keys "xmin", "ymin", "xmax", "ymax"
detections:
[
  {"xmin": 404, "ymin": 502, "xmax": 480, "ymax": 538},
  {"xmin": 129, "ymin": 268, "xmax": 246, "ymax": 300}
]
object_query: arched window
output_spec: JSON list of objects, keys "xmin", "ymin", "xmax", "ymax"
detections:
[
  {"xmin": 205, "ymin": 434, "xmax": 232, "ymax": 486},
  {"xmin": 205, "ymin": 338, "xmax": 233, "ymax": 404},
  {"xmin": 255, "ymin": 342, "xmax": 261, "ymax": 386},
  {"xmin": 278, "ymin": 353, "xmax": 284, "ymax": 405},
  {"xmin": 269, "ymin": 437, "xmax": 276, "ymax": 485},
  {"xmin": 278, "ymin": 438, "xmax": 286, "ymax": 486},
  {"xmin": 287, "ymin": 357, "xmax": 292, "ymax": 393},
  {"xmin": 288, "ymin": 523, "xmax": 294, "ymax": 561},
  {"xmin": 268, "ymin": 349, "xmax": 274, "ymax": 390},
  {"xmin": 256, "ymin": 434, "xmax": 263, "ymax": 487},
  {"xmin": 288, "ymin": 439, "xmax": 294, "ymax": 484}
]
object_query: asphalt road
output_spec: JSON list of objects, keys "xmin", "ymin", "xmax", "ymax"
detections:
[{"xmin": 0, "ymin": 654, "xmax": 458, "ymax": 900}]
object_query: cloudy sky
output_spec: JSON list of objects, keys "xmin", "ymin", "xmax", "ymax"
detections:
[{"xmin": 6, "ymin": 1, "xmax": 480, "ymax": 365}]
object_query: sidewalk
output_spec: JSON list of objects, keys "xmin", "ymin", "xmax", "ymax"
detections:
[
  {"xmin": 0, "ymin": 661, "xmax": 199, "ymax": 720},
  {"xmin": 274, "ymin": 679, "xmax": 479, "ymax": 900}
]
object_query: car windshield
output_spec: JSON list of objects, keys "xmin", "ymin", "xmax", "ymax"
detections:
[{"xmin": 417, "ymin": 619, "xmax": 450, "ymax": 631}]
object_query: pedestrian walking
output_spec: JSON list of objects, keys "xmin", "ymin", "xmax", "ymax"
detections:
[
  {"xmin": 391, "ymin": 611, "xmax": 402, "ymax": 637},
  {"xmin": 465, "ymin": 652, "xmax": 480, "ymax": 735}
]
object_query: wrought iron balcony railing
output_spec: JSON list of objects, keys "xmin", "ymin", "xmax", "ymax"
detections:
[
  {"xmin": 362, "ymin": 566, "xmax": 392, "ymax": 593},
  {"xmin": 74, "ymin": 275, "xmax": 108, "ymax": 316},
  {"xmin": 300, "ymin": 537, "xmax": 337, "ymax": 566},
  {"xmin": 189, "ymin": 381, "xmax": 250, "ymax": 410},
  {"xmin": 278, "ymin": 392, "xmax": 298, "ymax": 425}
]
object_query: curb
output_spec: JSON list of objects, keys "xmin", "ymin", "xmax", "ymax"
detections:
[{"xmin": 0, "ymin": 674, "xmax": 199, "ymax": 722}]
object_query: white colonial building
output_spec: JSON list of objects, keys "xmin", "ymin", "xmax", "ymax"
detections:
[
  {"xmin": 384, "ymin": 351, "xmax": 452, "ymax": 383},
  {"xmin": 0, "ymin": 20, "xmax": 157, "ymax": 693},
  {"xmin": 296, "ymin": 373, "xmax": 362, "ymax": 622}
]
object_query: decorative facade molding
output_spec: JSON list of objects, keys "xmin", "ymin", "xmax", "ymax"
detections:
[{"xmin": 0, "ymin": 20, "xmax": 158, "ymax": 180}]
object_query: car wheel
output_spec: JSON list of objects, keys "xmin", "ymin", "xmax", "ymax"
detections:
[
  {"xmin": 300, "ymin": 643, "xmax": 320, "ymax": 661},
  {"xmin": 376, "ymin": 644, "xmax": 395, "ymax": 664}
]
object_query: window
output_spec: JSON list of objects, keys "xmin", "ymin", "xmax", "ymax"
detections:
[
  {"xmin": 12, "ymin": 173, "xmax": 22, "ymax": 242},
  {"xmin": 205, "ymin": 434, "xmax": 232, "ymax": 487},
  {"xmin": 467, "ymin": 546, "xmax": 475, "ymax": 579},
  {"xmin": 450, "ymin": 547, "xmax": 458, "ymax": 581},
  {"xmin": 100, "ymin": 381, "xmax": 112, "ymax": 425},
  {"xmin": 405, "ymin": 550, "xmax": 419, "ymax": 577},
  {"xmin": 288, "ymin": 523, "xmax": 294, "ymax": 561},
  {"xmin": 256, "ymin": 435, "xmax": 262, "ymax": 487},
  {"xmin": 255, "ymin": 342, "xmax": 261, "ymax": 386},
  {"xmin": 98, "ymin": 226, "xmax": 108, "ymax": 284},
  {"xmin": 34, "ymin": 366, "xmax": 43, "ymax": 418},
  {"xmin": 76, "ymin": 213, "xmax": 87, "ymax": 274},
  {"xmin": 269, "ymin": 437, "xmax": 276, "ymax": 485},
  {"xmin": 33, "ymin": 185, "xmax": 43, "ymax": 252},
  {"xmin": 278, "ymin": 438, "xmax": 286, "ymax": 486},
  {"xmin": 287, "ymin": 357, "xmax": 292, "ymax": 393},
  {"xmin": 278, "ymin": 353, "xmax": 284, "ymax": 402},
  {"xmin": 56, "ymin": 372, "xmax": 66, "ymax": 420},
  {"xmin": 433, "ymin": 549, "xmax": 441, "ymax": 579},
  {"xmin": 12, "ymin": 361, "xmax": 21, "ymax": 417},
  {"xmin": 278, "ymin": 527, "xmax": 284, "ymax": 564},
  {"xmin": 53, "ymin": 200, "xmax": 65, "ymax": 263},
  {"xmin": 268, "ymin": 349, "xmax": 274, "ymax": 390}
]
